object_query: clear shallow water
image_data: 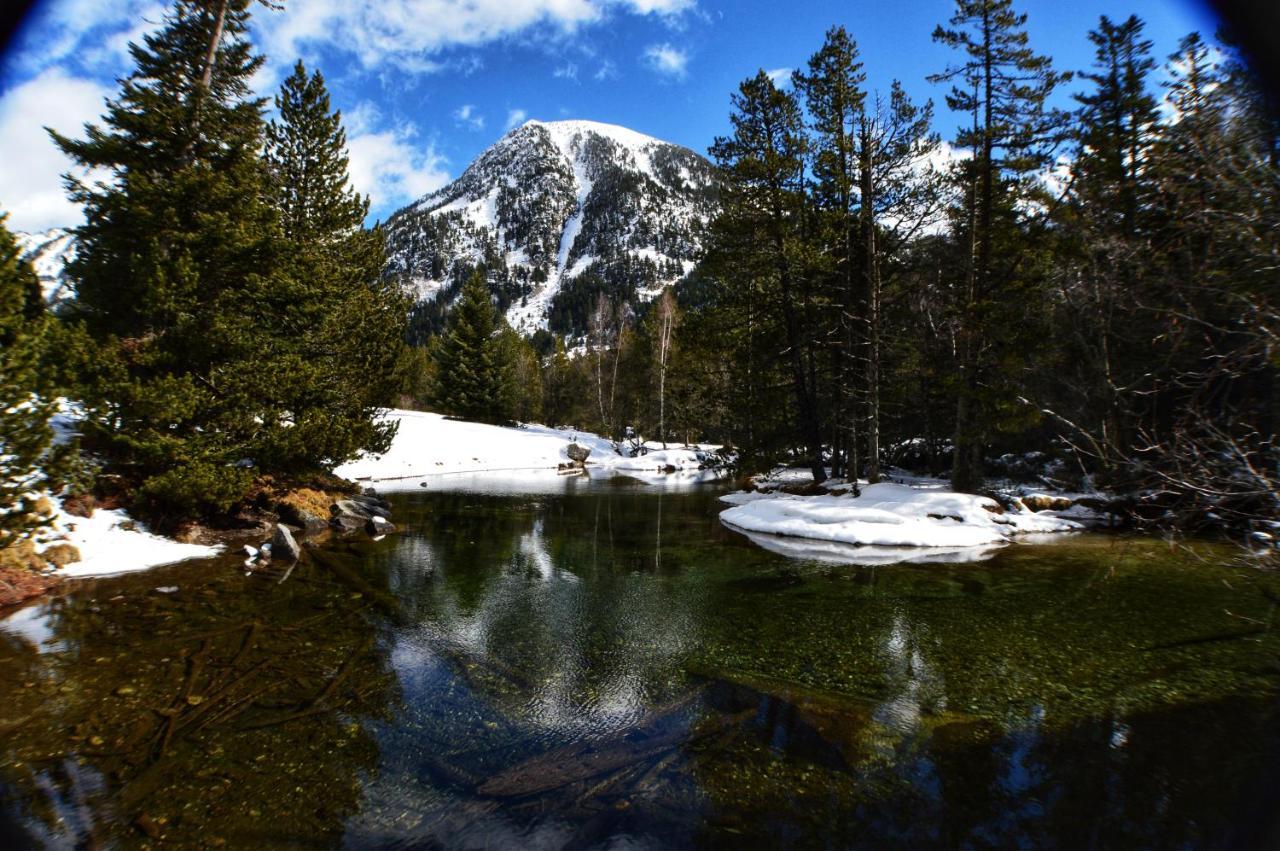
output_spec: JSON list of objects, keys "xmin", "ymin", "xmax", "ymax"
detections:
[{"xmin": 1, "ymin": 479, "xmax": 1279, "ymax": 848}]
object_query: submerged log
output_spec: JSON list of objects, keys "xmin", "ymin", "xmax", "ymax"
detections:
[
  {"xmin": 476, "ymin": 690, "xmax": 727, "ymax": 798},
  {"xmin": 686, "ymin": 665, "xmax": 882, "ymax": 772}
]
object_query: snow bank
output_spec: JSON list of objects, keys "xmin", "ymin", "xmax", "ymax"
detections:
[
  {"xmin": 719, "ymin": 482, "xmax": 1080, "ymax": 550},
  {"xmin": 333, "ymin": 409, "xmax": 721, "ymax": 490},
  {"xmin": 41, "ymin": 502, "xmax": 220, "ymax": 578},
  {"xmin": 22, "ymin": 403, "xmax": 223, "ymax": 579}
]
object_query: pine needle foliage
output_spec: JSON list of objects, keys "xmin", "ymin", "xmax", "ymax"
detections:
[
  {"xmin": 432, "ymin": 273, "xmax": 513, "ymax": 424},
  {"xmin": 0, "ymin": 215, "xmax": 62, "ymax": 547}
]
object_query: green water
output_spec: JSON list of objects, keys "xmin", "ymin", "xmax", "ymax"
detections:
[{"xmin": 1, "ymin": 481, "xmax": 1278, "ymax": 848}]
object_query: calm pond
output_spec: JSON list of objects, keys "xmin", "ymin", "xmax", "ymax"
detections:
[{"xmin": 1, "ymin": 479, "xmax": 1278, "ymax": 848}]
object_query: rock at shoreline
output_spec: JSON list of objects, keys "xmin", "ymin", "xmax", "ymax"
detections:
[
  {"xmin": 271, "ymin": 525, "xmax": 302, "ymax": 562},
  {"xmin": 566, "ymin": 443, "xmax": 591, "ymax": 464},
  {"xmin": 331, "ymin": 514, "xmax": 365, "ymax": 533},
  {"xmin": 1020, "ymin": 494, "xmax": 1075, "ymax": 512},
  {"xmin": 366, "ymin": 515, "xmax": 395, "ymax": 536}
]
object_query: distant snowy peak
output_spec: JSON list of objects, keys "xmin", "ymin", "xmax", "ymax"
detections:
[
  {"xmin": 384, "ymin": 118, "xmax": 720, "ymax": 337},
  {"xmin": 14, "ymin": 228, "xmax": 76, "ymax": 308}
]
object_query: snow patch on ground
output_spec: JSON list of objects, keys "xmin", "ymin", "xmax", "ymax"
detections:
[
  {"xmin": 25, "ymin": 404, "xmax": 222, "ymax": 579},
  {"xmin": 720, "ymin": 482, "xmax": 1080, "ymax": 550},
  {"xmin": 333, "ymin": 409, "xmax": 723, "ymax": 490},
  {"xmin": 39, "ymin": 502, "xmax": 220, "ymax": 578}
]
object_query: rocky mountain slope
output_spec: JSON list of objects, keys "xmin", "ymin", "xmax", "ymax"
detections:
[
  {"xmin": 383, "ymin": 119, "xmax": 719, "ymax": 339},
  {"xmin": 14, "ymin": 228, "xmax": 76, "ymax": 309}
]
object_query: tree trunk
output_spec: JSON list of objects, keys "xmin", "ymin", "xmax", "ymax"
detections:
[
  {"xmin": 859, "ymin": 119, "xmax": 879, "ymax": 486},
  {"xmin": 183, "ymin": 0, "xmax": 230, "ymax": 162},
  {"xmin": 952, "ymin": 21, "xmax": 993, "ymax": 495}
]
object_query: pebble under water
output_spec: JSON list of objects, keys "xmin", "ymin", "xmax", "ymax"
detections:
[{"xmin": 1, "ymin": 479, "xmax": 1278, "ymax": 848}]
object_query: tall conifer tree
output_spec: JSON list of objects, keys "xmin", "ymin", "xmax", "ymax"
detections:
[
  {"xmin": 930, "ymin": 0, "xmax": 1069, "ymax": 492},
  {"xmin": 53, "ymin": 0, "xmax": 278, "ymax": 516},
  {"xmin": 259, "ymin": 60, "xmax": 405, "ymax": 471},
  {"xmin": 795, "ymin": 27, "xmax": 866, "ymax": 479},
  {"xmin": 0, "ymin": 215, "xmax": 60, "ymax": 546},
  {"xmin": 709, "ymin": 71, "xmax": 826, "ymax": 481},
  {"xmin": 432, "ymin": 273, "xmax": 511, "ymax": 424}
]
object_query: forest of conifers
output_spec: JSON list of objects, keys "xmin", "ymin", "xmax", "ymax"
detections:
[
  {"xmin": 472, "ymin": 7, "xmax": 1277, "ymax": 534},
  {"xmin": 2, "ymin": 0, "xmax": 1276, "ymax": 541}
]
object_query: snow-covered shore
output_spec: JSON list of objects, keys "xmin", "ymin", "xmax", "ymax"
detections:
[
  {"xmin": 13, "ymin": 405, "xmax": 222, "ymax": 583},
  {"xmin": 41, "ymin": 503, "xmax": 220, "ymax": 578},
  {"xmin": 8, "ymin": 409, "xmax": 719, "ymax": 590},
  {"xmin": 719, "ymin": 481, "xmax": 1081, "ymax": 551},
  {"xmin": 334, "ymin": 409, "xmax": 724, "ymax": 490}
]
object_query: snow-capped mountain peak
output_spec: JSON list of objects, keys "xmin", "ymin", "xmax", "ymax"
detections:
[{"xmin": 384, "ymin": 118, "xmax": 719, "ymax": 338}]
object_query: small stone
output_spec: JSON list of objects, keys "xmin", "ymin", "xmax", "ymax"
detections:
[
  {"xmin": 134, "ymin": 814, "xmax": 161, "ymax": 839},
  {"xmin": 114, "ymin": 685, "xmax": 136, "ymax": 697}
]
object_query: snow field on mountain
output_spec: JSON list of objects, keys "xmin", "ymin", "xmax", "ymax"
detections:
[
  {"xmin": 385, "ymin": 118, "xmax": 716, "ymax": 334},
  {"xmin": 719, "ymin": 482, "xmax": 1081, "ymax": 549}
]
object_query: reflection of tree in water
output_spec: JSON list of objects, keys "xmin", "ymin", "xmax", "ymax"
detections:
[
  {"xmin": 683, "ymin": 544, "xmax": 1280, "ymax": 847},
  {"xmin": 0, "ymin": 554, "xmax": 400, "ymax": 847}
]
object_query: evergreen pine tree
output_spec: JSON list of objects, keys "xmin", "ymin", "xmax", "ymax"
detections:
[
  {"xmin": 794, "ymin": 26, "xmax": 867, "ymax": 479},
  {"xmin": 930, "ymin": 0, "xmax": 1070, "ymax": 492},
  {"xmin": 432, "ymin": 273, "xmax": 511, "ymax": 424},
  {"xmin": 258, "ymin": 60, "xmax": 406, "ymax": 471},
  {"xmin": 1073, "ymin": 15, "xmax": 1159, "ymax": 236},
  {"xmin": 52, "ymin": 0, "xmax": 277, "ymax": 518},
  {"xmin": 1054, "ymin": 15, "xmax": 1160, "ymax": 467},
  {"xmin": 0, "ymin": 215, "xmax": 60, "ymax": 547},
  {"xmin": 709, "ymin": 71, "xmax": 826, "ymax": 481}
]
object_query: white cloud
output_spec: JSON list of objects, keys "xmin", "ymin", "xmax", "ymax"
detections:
[
  {"xmin": 642, "ymin": 43, "xmax": 688, "ymax": 79},
  {"xmin": 594, "ymin": 60, "xmax": 619, "ymax": 81},
  {"xmin": 553, "ymin": 63, "xmax": 579, "ymax": 81},
  {"xmin": 259, "ymin": 0, "xmax": 698, "ymax": 73},
  {"xmin": 453, "ymin": 104, "xmax": 485, "ymax": 131},
  {"xmin": 765, "ymin": 67, "xmax": 792, "ymax": 88},
  {"xmin": 505, "ymin": 108, "xmax": 529, "ymax": 130},
  {"xmin": 0, "ymin": 67, "xmax": 112, "ymax": 231},
  {"xmin": 7, "ymin": 0, "xmax": 160, "ymax": 76},
  {"xmin": 346, "ymin": 116, "xmax": 451, "ymax": 217},
  {"xmin": 621, "ymin": 0, "xmax": 694, "ymax": 12}
]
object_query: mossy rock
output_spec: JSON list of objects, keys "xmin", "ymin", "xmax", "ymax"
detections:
[
  {"xmin": 43, "ymin": 543, "xmax": 82, "ymax": 568},
  {"xmin": 278, "ymin": 488, "xmax": 334, "ymax": 530}
]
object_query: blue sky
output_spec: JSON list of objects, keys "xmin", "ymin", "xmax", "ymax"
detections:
[{"xmin": 0, "ymin": 0, "xmax": 1221, "ymax": 232}]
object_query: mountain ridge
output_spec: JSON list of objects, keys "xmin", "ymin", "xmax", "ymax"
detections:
[{"xmin": 384, "ymin": 118, "xmax": 719, "ymax": 338}]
